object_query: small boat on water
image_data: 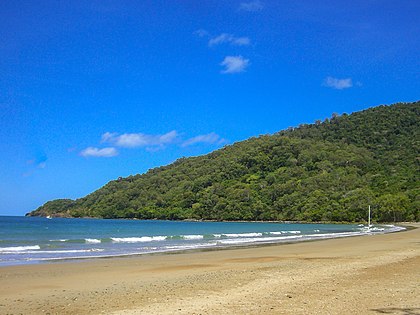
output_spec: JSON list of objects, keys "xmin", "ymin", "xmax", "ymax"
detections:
[{"xmin": 359, "ymin": 205, "xmax": 373, "ymax": 232}]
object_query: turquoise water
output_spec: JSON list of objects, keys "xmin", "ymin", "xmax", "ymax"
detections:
[{"xmin": 0, "ymin": 216, "xmax": 403, "ymax": 266}]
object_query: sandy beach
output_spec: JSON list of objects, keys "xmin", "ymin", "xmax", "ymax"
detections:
[{"xmin": 0, "ymin": 224, "xmax": 419, "ymax": 315}]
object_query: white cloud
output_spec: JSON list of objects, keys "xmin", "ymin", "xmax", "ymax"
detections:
[
  {"xmin": 182, "ymin": 132, "xmax": 227, "ymax": 147},
  {"xmin": 80, "ymin": 147, "xmax": 118, "ymax": 158},
  {"xmin": 23, "ymin": 155, "xmax": 48, "ymax": 176},
  {"xmin": 208, "ymin": 33, "xmax": 250, "ymax": 47},
  {"xmin": 101, "ymin": 130, "xmax": 178, "ymax": 148},
  {"xmin": 220, "ymin": 56, "xmax": 250, "ymax": 74},
  {"xmin": 323, "ymin": 77, "xmax": 353, "ymax": 90},
  {"xmin": 194, "ymin": 29, "xmax": 209, "ymax": 37},
  {"xmin": 26, "ymin": 155, "xmax": 47, "ymax": 168},
  {"xmin": 27, "ymin": 155, "xmax": 48, "ymax": 168},
  {"xmin": 232, "ymin": 37, "xmax": 251, "ymax": 46},
  {"xmin": 239, "ymin": 1, "xmax": 263, "ymax": 12}
]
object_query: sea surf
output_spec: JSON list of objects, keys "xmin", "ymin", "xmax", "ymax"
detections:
[{"xmin": 0, "ymin": 216, "xmax": 404, "ymax": 266}]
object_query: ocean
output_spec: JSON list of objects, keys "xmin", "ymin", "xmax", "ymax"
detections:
[{"xmin": 0, "ymin": 216, "xmax": 404, "ymax": 266}]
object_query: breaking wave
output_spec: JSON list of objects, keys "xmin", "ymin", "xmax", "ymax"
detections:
[{"xmin": 0, "ymin": 245, "xmax": 41, "ymax": 252}]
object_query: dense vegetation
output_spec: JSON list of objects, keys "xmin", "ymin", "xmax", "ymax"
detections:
[{"xmin": 28, "ymin": 102, "xmax": 420, "ymax": 222}]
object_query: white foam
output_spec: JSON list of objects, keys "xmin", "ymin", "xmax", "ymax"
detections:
[
  {"xmin": 111, "ymin": 236, "xmax": 167, "ymax": 243},
  {"xmin": 303, "ymin": 231, "xmax": 368, "ymax": 240},
  {"xmin": 223, "ymin": 232, "xmax": 263, "ymax": 238},
  {"xmin": 307, "ymin": 232, "xmax": 357, "ymax": 237},
  {"xmin": 358, "ymin": 225, "xmax": 398, "ymax": 233},
  {"xmin": 164, "ymin": 243, "xmax": 217, "ymax": 250},
  {"xmin": 49, "ymin": 239, "xmax": 68, "ymax": 242},
  {"xmin": 85, "ymin": 238, "xmax": 101, "ymax": 244},
  {"xmin": 182, "ymin": 235, "xmax": 204, "ymax": 240},
  {"xmin": 368, "ymin": 227, "xmax": 385, "ymax": 231},
  {"xmin": 269, "ymin": 231, "xmax": 301, "ymax": 235},
  {"xmin": 0, "ymin": 245, "xmax": 41, "ymax": 252},
  {"xmin": 22, "ymin": 249, "xmax": 105, "ymax": 254},
  {"xmin": 386, "ymin": 225, "xmax": 406, "ymax": 232},
  {"xmin": 218, "ymin": 235, "xmax": 303, "ymax": 245}
]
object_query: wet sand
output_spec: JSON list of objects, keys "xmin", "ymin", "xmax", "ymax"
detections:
[{"xmin": 0, "ymin": 224, "xmax": 419, "ymax": 315}]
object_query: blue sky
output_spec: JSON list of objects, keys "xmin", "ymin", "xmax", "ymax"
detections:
[{"xmin": 1, "ymin": 0, "xmax": 419, "ymax": 215}]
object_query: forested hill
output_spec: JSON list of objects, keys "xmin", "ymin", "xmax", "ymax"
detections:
[{"xmin": 28, "ymin": 101, "xmax": 420, "ymax": 222}]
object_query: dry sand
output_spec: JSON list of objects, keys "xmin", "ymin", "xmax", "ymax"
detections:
[{"xmin": 0, "ymin": 224, "xmax": 419, "ymax": 315}]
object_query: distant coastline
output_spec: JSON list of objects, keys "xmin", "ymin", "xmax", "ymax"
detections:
[{"xmin": 24, "ymin": 213, "xmax": 415, "ymax": 226}]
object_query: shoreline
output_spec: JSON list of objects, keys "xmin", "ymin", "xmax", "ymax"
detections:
[
  {"xmin": 0, "ymin": 222, "xmax": 406, "ymax": 267},
  {"xmin": 0, "ymin": 223, "xmax": 419, "ymax": 314}
]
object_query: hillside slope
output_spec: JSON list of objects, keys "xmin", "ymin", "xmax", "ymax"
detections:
[{"xmin": 28, "ymin": 101, "xmax": 420, "ymax": 222}]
